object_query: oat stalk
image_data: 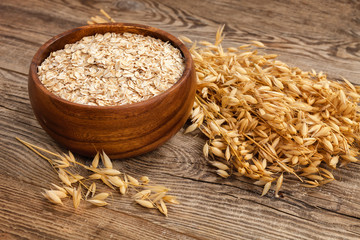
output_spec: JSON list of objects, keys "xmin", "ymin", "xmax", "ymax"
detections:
[{"xmin": 17, "ymin": 137, "xmax": 178, "ymax": 216}]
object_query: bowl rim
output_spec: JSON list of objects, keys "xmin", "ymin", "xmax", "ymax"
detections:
[{"xmin": 29, "ymin": 23, "xmax": 194, "ymax": 110}]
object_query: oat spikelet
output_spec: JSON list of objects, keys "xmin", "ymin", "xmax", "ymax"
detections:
[
  {"xmin": 184, "ymin": 123, "xmax": 198, "ymax": 134},
  {"xmin": 225, "ymin": 146, "xmax": 231, "ymax": 161},
  {"xmin": 67, "ymin": 151, "xmax": 76, "ymax": 163},
  {"xmin": 54, "ymin": 156, "xmax": 70, "ymax": 168},
  {"xmin": 157, "ymin": 199, "xmax": 168, "ymax": 216},
  {"xmin": 51, "ymin": 190, "xmax": 67, "ymax": 199},
  {"xmin": 179, "ymin": 35, "xmax": 193, "ymax": 43},
  {"xmin": 216, "ymin": 169, "xmax": 230, "ymax": 178},
  {"xmin": 211, "ymin": 161, "xmax": 229, "ymax": 171},
  {"xmin": 145, "ymin": 185, "xmax": 169, "ymax": 193},
  {"xmin": 319, "ymin": 168, "xmax": 335, "ymax": 180},
  {"xmin": 251, "ymin": 40, "xmax": 265, "ymax": 48},
  {"xmin": 90, "ymin": 192, "xmax": 110, "ymax": 201},
  {"xmin": 92, "ymin": 152, "xmax": 100, "ymax": 168},
  {"xmin": 73, "ymin": 185, "xmax": 82, "ymax": 209},
  {"xmin": 89, "ymin": 173, "xmax": 102, "ymax": 180},
  {"xmin": 69, "ymin": 174, "xmax": 84, "ymax": 183},
  {"xmin": 43, "ymin": 190, "xmax": 63, "ymax": 205},
  {"xmin": 127, "ymin": 174, "xmax": 140, "ymax": 186},
  {"xmin": 50, "ymin": 184, "xmax": 67, "ymax": 194},
  {"xmin": 119, "ymin": 185, "xmax": 127, "ymax": 195},
  {"xmin": 101, "ymin": 151, "xmax": 113, "ymax": 169},
  {"xmin": 211, "ymin": 147, "xmax": 225, "ymax": 158},
  {"xmin": 64, "ymin": 187, "xmax": 74, "ymax": 196},
  {"xmin": 341, "ymin": 77, "xmax": 356, "ymax": 92},
  {"xmin": 101, "ymin": 175, "xmax": 115, "ymax": 190},
  {"xmin": 97, "ymin": 169, "xmax": 121, "ymax": 176},
  {"xmin": 140, "ymin": 176, "xmax": 150, "ymax": 184},
  {"xmin": 162, "ymin": 195, "xmax": 180, "ymax": 204},
  {"xmin": 261, "ymin": 181, "xmax": 272, "ymax": 197},
  {"xmin": 203, "ymin": 143, "xmax": 210, "ymax": 158},
  {"xmin": 87, "ymin": 199, "xmax": 109, "ymax": 207},
  {"xmin": 58, "ymin": 169, "xmax": 72, "ymax": 186},
  {"xmin": 215, "ymin": 25, "xmax": 225, "ymax": 46},
  {"xmin": 107, "ymin": 176, "xmax": 125, "ymax": 187},
  {"xmin": 135, "ymin": 199, "xmax": 155, "ymax": 208},
  {"xmin": 275, "ymin": 174, "xmax": 283, "ymax": 197},
  {"xmin": 133, "ymin": 190, "xmax": 152, "ymax": 199},
  {"xmin": 151, "ymin": 192, "xmax": 167, "ymax": 203}
]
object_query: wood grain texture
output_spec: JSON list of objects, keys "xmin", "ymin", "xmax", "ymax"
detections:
[{"xmin": 1, "ymin": 0, "xmax": 360, "ymax": 239}]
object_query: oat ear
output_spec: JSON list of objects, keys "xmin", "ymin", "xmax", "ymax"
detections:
[
  {"xmin": 87, "ymin": 199, "xmax": 108, "ymax": 207},
  {"xmin": 68, "ymin": 151, "xmax": 76, "ymax": 163},
  {"xmin": 73, "ymin": 185, "xmax": 82, "ymax": 209},
  {"xmin": 43, "ymin": 190, "xmax": 63, "ymax": 205},
  {"xmin": 261, "ymin": 182, "xmax": 272, "ymax": 197},
  {"xmin": 17, "ymin": 137, "xmax": 178, "ymax": 215},
  {"xmin": 101, "ymin": 151, "xmax": 113, "ymax": 169},
  {"xmin": 58, "ymin": 169, "xmax": 72, "ymax": 186},
  {"xmin": 275, "ymin": 174, "xmax": 283, "ymax": 198},
  {"xmin": 133, "ymin": 190, "xmax": 152, "ymax": 200},
  {"xmin": 135, "ymin": 199, "xmax": 155, "ymax": 209},
  {"xmin": 126, "ymin": 174, "xmax": 140, "ymax": 186},
  {"xmin": 92, "ymin": 152, "xmax": 100, "ymax": 168},
  {"xmin": 90, "ymin": 192, "xmax": 110, "ymax": 201},
  {"xmin": 157, "ymin": 199, "xmax": 168, "ymax": 216}
]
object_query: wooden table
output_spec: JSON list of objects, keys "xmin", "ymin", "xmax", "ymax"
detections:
[{"xmin": 1, "ymin": 0, "xmax": 360, "ymax": 239}]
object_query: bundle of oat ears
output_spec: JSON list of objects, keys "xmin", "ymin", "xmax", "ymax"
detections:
[
  {"xmin": 183, "ymin": 28, "xmax": 360, "ymax": 196},
  {"xmin": 17, "ymin": 138, "xmax": 178, "ymax": 216}
]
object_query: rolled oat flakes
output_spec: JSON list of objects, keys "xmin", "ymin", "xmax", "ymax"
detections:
[{"xmin": 38, "ymin": 32, "xmax": 185, "ymax": 106}]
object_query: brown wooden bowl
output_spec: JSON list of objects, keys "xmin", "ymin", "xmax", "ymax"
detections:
[{"xmin": 28, "ymin": 23, "xmax": 196, "ymax": 158}]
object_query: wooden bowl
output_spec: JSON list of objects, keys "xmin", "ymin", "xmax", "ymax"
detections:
[{"xmin": 28, "ymin": 23, "xmax": 196, "ymax": 158}]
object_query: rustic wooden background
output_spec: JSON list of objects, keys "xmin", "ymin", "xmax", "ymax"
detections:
[{"xmin": 1, "ymin": 0, "xmax": 360, "ymax": 239}]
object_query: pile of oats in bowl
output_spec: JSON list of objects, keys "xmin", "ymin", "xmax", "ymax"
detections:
[{"xmin": 38, "ymin": 32, "xmax": 185, "ymax": 106}]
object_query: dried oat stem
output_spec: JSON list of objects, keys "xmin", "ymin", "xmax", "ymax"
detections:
[
  {"xmin": 15, "ymin": 137, "xmax": 93, "ymax": 171},
  {"xmin": 16, "ymin": 137, "xmax": 89, "ymax": 189},
  {"xmin": 242, "ymin": 134, "xmax": 302, "ymax": 181},
  {"xmin": 100, "ymin": 9, "xmax": 115, "ymax": 22},
  {"xmin": 16, "ymin": 137, "xmax": 62, "ymax": 158},
  {"xmin": 16, "ymin": 137, "xmax": 57, "ymax": 172}
]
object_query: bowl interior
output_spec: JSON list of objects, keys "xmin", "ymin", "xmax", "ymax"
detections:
[{"xmin": 30, "ymin": 23, "xmax": 193, "ymax": 109}]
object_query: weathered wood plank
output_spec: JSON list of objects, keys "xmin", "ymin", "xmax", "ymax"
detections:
[{"xmin": 0, "ymin": 174, "xmax": 198, "ymax": 240}]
